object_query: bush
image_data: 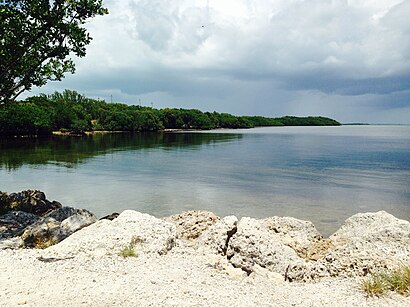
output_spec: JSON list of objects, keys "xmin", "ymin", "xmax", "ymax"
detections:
[
  {"xmin": 120, "ymin": 244, "xmax": 137, "ymax": 258},
  {"xmin": 362, "ymin": 265, "xmax": 410, "ymax": 296}
]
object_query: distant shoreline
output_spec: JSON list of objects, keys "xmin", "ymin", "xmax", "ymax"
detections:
[{"xmin": 1, "ymin": 124, "xmax": 404, "ymax": 138}]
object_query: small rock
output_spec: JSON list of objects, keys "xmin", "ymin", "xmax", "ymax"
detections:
[
  {"xmin": 45, "ymin": 207, "xmax": 85, "ymax": 222},
  {"xmin": 16, "ymin": 300, "xmax": 27, "ymax": 305},
  {"xmin": 100, "ymin": 212, "xmax": 119, "ymax": 221},
  {"xmin": 207, "ymin": 254, "xmax": 247, "ymax": 280},
  {"xmin": 248, "ymin": 264, "xmax": 284, "ymax": 284},
  {"xmin": 60, "ymin": 209, "xmax": 97, "ymax": 233}
]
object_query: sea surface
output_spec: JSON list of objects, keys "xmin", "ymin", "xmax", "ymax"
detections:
[{"xmin": 1, "ymin": 125, "xmax": 409, "ymax": 236}]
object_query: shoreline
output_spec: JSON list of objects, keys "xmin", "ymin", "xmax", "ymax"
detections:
[
  {"xmin": 3, "ymin": 124, "xmax": 344, "ymax": 138},
  {"xmin": 1, "ymin": 208, "xmax": 410, "ymax": 306},
  {"xmin": 3, "ymin": 124, "xmax": 405, "ymax": 138},
  {"xmin": 1, "ymin": 190, "xmax": 409, "ymax": 305}
]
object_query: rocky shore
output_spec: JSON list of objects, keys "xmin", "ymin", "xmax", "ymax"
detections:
[{"xmin": 1, "ymin": 190, "xmax": 409, "ymax": 306}]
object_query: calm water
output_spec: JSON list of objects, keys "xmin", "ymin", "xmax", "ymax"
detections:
[{"xmin": 1, "ymin": 126, "xmax": 409, "ymax": 236}]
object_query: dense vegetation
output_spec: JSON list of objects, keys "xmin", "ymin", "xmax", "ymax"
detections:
[{"xmin": 0, "ymin": 90, "xmax": 340, "ymax": 136}]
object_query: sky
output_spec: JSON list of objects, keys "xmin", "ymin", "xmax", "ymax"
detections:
[{"xmin": 26, "ymin": 0, "xmax": 410, "ymax": 124}]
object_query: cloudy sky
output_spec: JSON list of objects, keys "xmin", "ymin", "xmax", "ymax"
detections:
[{"xmin": 27, "ymin": 0, "xmax": 410, "ymax": 124}]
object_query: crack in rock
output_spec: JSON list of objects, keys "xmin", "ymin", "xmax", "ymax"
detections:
[{"xmin": 223, "ymin": 222, "xmax": 237, "ymax": 256}]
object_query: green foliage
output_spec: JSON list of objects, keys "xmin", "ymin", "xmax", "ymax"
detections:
[
  {"xmin": 120, "ymin": 235, "xmax": 145, "ymax": 258},
  {"xmin": 362, "ymin": 265, "xmax": 410, "ymax": 297},
  {"xmin": 0, "ymin": 0, "xmax": 108, "ymax": 104},
  {"xmin": 242, "ymin": 116, "xmax": 284, "ymax": 127},
  {"xmin": 277, "ymin": 116, "xmax": 341, "ymax": 126},
  {"xmin": 70, "ymin": 119, "xmax": 90, "ymax": 135},
  {"xmin": 120, "ymin": 244, "xmax": 137, "ymax": 258},
  {"xmin": 0, "ymin": 90, "xmax": 341, "ymax": 136},
  {"xmin": 362, "ymin": 274, "xmax": 388, "ymax": 297},
  {"xmin": 0, "ymin": 102, "xmax": 53, "ymax": 135}
]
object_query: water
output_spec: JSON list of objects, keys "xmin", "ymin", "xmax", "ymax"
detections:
[{"xmin": 1, "ymin": 126, "xmax": 409, "ymax": 236}]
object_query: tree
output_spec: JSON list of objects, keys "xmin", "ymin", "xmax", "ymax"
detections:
[{"xmin": 0, "ymin": 0, "xmax": 108, "ymax": 105}]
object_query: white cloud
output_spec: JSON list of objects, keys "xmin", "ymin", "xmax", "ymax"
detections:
[
  {"xmin": 26, "ymin": 0, "xmax": 410, "ymax": 123},
  {"xmin": 89, "ymin": 0, "xmax": 410, "ymax": 80}
]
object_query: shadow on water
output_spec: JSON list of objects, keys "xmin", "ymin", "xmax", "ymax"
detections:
[{"xmin": 0, "ymin": 132, "xmax": 243, "ymax": 170}]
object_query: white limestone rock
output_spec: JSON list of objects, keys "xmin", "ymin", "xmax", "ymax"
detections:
[
  {"xmin": 197, "ymin": 215, "xmax": 238, "ymax": 255},
  {"xmin": 226, "ymin": 217, "xmax": 305, "ymax": 276},
  {"xmin": 319, "ymin": 211, "xmax": 410, "ymax": 277},
  {"xmin": 45, "ymin": 210, "xmax": 177, "ymax": 258},
  {"xmin": 206, "ymin": 253, "xmax": 247, "ymax": 280},
  {"xmin": 0, "ymin": 237, "xmax": 23, "ymax": 249},
  {"xmin": 164, "ymin": 210, "xmax": 220, "ymax": 240},
  {"xmin": 250, "ymin": 264, "xmax": 285, "ymax": 284},
  {"xmin": 261, "ymin": 216, "xmax": 323, "ymax": 258}
]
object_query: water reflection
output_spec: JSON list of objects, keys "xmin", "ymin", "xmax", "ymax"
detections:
[{"xmin": 0, "ymin": 132, "xmax": 242, "ymax": 170}]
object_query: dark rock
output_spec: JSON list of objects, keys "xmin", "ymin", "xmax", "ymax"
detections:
[
  {"xmin": 0, "ymin": 211, "xmax": 39, "ymax": 239},
  {"xmin": 21, "ymin": 207, "xmax": 97, "ymax": 248},
  {"xmin": 21, "ymin": 217, "xmax": 62, "ymax": 248},
  {"xmin": 0, "ymin": 191, "xmax": 11, "ymax": 215},
  {"xmin": 45, "ymin": 207, "xmax": 87, "ymax": 222},
  {"xmin": 60, "ymin": 208, "xmax": 97, "ymax": 233},
  {"xmin": 100, "ymin": 212, "xmax": 120, "ymax": 221},
  {"xmin": 2, "ymin": 190, "xmax": 62, "ymax": 216}
]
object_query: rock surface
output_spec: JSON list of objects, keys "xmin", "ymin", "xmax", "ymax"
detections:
[
  {"xmin": 1, "ymin": 191, "xmax": 98, "ymax": 249},
  {"xmin": 321, "ymin": 211, "xmax": 410, "ymax": 277},
  {"xmin": 21, "ymin": 207, "xmax": 97, "ymax": 248},
  {"xmin": 226, "ymin": 217, "xmax": 305, "ymax": 275},
  {"xmin": 0, "ymin": 190, "xmax": 62, "ymax": 216},
  {"xmin": 285, "ymin": 211, "xmax": 410, "ymax": 280},
  {"xmin": 1, "ymin": 191, "xmax": 409, "ymax": 287},
  {"xmin": 165, "ymin": 210, "xmax": 220, "ymax": 240},
  {"xmin": 196, "ymin": 211, "xmax": 410, "ymax": 281},
  {"xmin": 197, "ymin": 215, "xmax": 238, "ymax": 255},
  {"xmin": 44, "ymin": 210, "xmax": 176, "ymax": 258},
  {"xmin": 0, "ymin": 211, "xmax": 39, "ymax": 239},
  {"xmin": 0, "ymin": 201, "xmax": 410, "ymax": 305},
  {"xmin": 261, "ymin": 216, "xmax": 323, "ymax": 258}
]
